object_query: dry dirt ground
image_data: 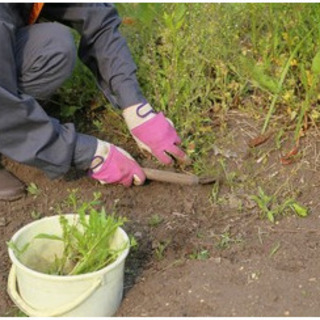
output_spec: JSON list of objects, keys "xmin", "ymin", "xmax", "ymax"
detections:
[{"xmin": 1, "ymin": 110, "xmax": 320, "ymax": 317}]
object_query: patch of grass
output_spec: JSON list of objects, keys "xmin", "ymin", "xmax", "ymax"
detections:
[
  {"xmin": 116, "ymin": 4, "xmax": 320, "ymax": 167},
  {"xmin": 52, "ymin": 4, "xmax": 320, "ymax": 175},
  {"xmin": 54, "ymin": 39, "xmax": 104, "ymax": 121},
  {"xmin": 250, "ymin": 186, "xmax": 309, "ymax": 223}
]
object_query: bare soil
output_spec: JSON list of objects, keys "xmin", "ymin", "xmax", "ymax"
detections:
[{"xmin": 1, "ymin": 110, "xmax": 320, "ymax": 317}]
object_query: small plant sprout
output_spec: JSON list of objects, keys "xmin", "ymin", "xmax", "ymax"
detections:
[
  {"xmin": 250, "ymin": 186, "xmax": 275, "ymax": 223},
  {"xmin": 27, "ymin": 182, "xmax": 41, "ymax": 198},
  {"xmin": 154, "ymin": 240, "xmax": 170, "ymax": 260},
  {"xmin": 93, "ymin": 119, "xmax": 104, "ymax": 132},
  {"xmin": 210, "ymin": 181, "xmax": 220, "ymax": 204},
  {"xmin": 148, "ymin": 214, "xmax": 164, "ymax": 227},
  {"xmin": 269, "ymin": 242, "xmax": 281, "ymax": 257},
  {"xmin": 129, "ymin": 235, "xmax": 138, "ymax": 251},
  {"xmin": 30, "ymin": 210, "xmax": 42, "ymax": 220},
  {"xmin": 218, "ymin": 159, "xmax": 237, "ymax": 187},
  {"xmin": 216, "ymin": 231, "xmax": 242, "ymax": 250},
  {"xmin": 189, "ymin": 249, "xmax": 210, "ymax": 260},
  {"xmin": 280, "ymin": 199, "xmax": 309, "ymax": 218}
]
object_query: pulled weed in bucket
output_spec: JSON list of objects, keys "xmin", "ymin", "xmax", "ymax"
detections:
[{"xmin": 8, "ymin": 190, "xmax": 131, "ymax": 276}]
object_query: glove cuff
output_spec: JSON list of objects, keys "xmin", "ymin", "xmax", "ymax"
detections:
[
  {"xmin": 90, "ymin": 139, "xmax": 110, "ymax": 173},
  {"xmin": 123, "ymin": 102, "xmax": 156, "ymax": 130}
]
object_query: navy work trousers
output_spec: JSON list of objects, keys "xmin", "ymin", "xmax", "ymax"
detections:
[{"xmin": 1, "ymin": 22, "xmax": 96, "ymax": 178}]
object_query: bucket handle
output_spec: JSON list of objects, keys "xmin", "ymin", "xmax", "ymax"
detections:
[{"xmin": 7, "ymin": 265, "xmax": 102, "ymax": 317}]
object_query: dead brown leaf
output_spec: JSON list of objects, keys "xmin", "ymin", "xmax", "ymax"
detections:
[
  {"xmin": 248, "ymin": 133, "xmax": 271, "ymax": 148},
  {"xmin": 280, "ymin": 146, "xmax": 299, "ymax": 165}
]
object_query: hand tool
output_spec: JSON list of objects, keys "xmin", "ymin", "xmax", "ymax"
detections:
[{"xmin": 142, "ymin": 167, "xmax": 216, "ymax": 186}]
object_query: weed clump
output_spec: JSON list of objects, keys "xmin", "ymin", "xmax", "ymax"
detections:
[
  {"xmin": 8, "ymin": 190, "xmax": 132, "ymax": 276},
  {"xmin": 250, "ymin": 186, "xmax": 309, "ymax": 223}
]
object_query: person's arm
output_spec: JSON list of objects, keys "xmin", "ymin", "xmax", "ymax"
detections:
[
  {"xmin": 0, "ymin": 4, "xmax": 96, "ymax": 179},
  {"xmin": 41, "ymin": 3, "xmax": 187, "ymax": 164},
  {"xmin": 41, "ymin": 3, "xmax": 145, "ymax": 109}
]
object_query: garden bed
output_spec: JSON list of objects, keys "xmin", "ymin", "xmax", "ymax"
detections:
[{"xmin": 2, "ymin": 110, "xmax": 320, "ymax": 316}]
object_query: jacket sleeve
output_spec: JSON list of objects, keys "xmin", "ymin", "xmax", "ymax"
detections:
[
  {"xmin": 41, "ymin": 3, "xmax": 145, "ymax": 109},
  {"xmin": 0, "ymin": 5, "xmax": 96, "ymax": 178}
]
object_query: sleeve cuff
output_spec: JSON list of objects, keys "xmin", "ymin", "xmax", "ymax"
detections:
[
  {"xmin": 109, "ymin": 82, "xmax": 146, "ymax": 109},
  {"xmin": 73, "ymin": 133, "xmax": 98, "ymax": 170}
]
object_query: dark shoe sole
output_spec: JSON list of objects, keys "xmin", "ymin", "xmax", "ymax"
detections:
[{"xmin": 0, "ymin": 192, "xmax": 25, "ymax": 202}]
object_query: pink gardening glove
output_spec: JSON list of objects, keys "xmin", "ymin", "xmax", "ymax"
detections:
[
  {"xmin": 89, "ymin": 141, "xmax": 146, "ymax": 187},
  {"xmin": 123, "ymin": 103, "xmax": 187, "ymax": 165}
]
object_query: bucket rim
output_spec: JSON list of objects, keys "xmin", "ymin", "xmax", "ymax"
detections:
[{"xmin": 8, "ymin": 214, "xmax": 130, "ymax": 281}]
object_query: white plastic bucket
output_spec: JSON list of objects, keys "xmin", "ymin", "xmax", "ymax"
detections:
[{"xmin": 7, "ymin": 214, "xmax": 130, "ymax": 317}]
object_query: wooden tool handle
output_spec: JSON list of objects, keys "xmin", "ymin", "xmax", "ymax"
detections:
[{"xmin": 143, "ymin": 168, "xmax": 199, "ymax": 185}]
